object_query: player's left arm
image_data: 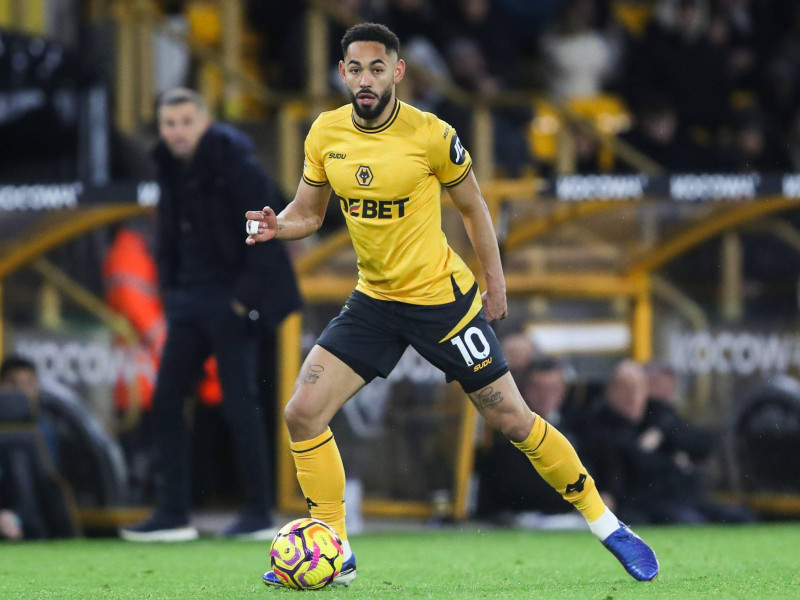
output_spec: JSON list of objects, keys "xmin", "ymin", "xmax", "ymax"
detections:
[{"xmin": 447, "ymin": 171, "xmax": 507, "ymax": 321}]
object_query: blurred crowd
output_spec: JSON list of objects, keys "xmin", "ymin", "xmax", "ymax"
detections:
[
  {"xmin": 252, "ymin": 0, "xmax": 800, "ymax": 177},
  {"xmin": 476, "ymin": 333, "xmax": 759, "ymax": 527}
]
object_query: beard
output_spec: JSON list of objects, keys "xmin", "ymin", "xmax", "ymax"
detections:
[{"xmin": 350, "ymin": 87, "xmax": 393, "ymax": 121}]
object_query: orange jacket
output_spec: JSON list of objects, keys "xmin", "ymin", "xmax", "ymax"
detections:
[{"xmin": 103, "ymin": 229, "xmax": 221, "ymax": 409}]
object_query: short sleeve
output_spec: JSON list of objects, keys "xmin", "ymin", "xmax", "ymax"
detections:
[
  {"xmin": 302, "ymin": 119, "xmax": 328, "ymax": 187},
  {"xmin": 428, "ymin": 118, "xmax": 473, "ymax": 187}
]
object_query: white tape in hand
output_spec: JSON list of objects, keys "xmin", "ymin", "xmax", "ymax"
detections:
[{"xmin": 246, "ymin": 220, "xmax": 260, "ymax": 235}]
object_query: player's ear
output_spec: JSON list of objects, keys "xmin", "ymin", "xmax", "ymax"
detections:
[
  {"xmin": 394, "ymin": 58, "xmax": 406, "ymax": 84},
  {"xmin": 338, "ymin": 60, "xmax": 347, "ymax": 83}
]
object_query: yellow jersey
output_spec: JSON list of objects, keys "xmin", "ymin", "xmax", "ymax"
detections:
[{"xmin": 302, "ymin": 99, "xmax": 476, "ymax": 305}]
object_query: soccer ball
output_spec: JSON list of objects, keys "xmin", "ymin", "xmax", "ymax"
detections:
[{"xmin": 269, "ymin": 518, "xmax": 343, "ymax": 590}]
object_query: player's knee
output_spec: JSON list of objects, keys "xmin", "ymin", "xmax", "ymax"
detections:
[
  {"xmin": 498, "ymin": 420, "xmax": 534, "ymax": 443},
  {"xmin": 283, "ymin": 397, "xmax": 325, "ymax": 437},
  {"xmin": 491, "ymin": 410, "xmax": 535, "ymax": 443},
  {"xmin": 283, "ymin": 399, "xmax": 310, "ymax": 429}
]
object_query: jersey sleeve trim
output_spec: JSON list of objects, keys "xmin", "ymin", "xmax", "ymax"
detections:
[
  {"xmin": 441, "ymin": 163, "xmax": 473, "ymax": 188},
  {"xmin": 302, "ymin": 174, "xmax": 328, "ymax": 187}
]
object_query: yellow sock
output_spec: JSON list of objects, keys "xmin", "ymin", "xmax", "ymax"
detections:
[
  {"xmin": 512, "ymin": 415, "xmax": 606, "ymax": 523},
  {"xmin": 290, "ymin": 428, "xmax": 348, "ymax": 541}
]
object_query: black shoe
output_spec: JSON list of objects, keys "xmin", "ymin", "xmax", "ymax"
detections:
[
  {"xmin": 120, "ymin": 513, "xmax": 198, "ymax": 542},
  {"xmin": 222, "ymin": 515, "xmax": 278, "ymax": 540}
]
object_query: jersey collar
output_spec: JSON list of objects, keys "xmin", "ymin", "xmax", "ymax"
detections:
[{"xmin": 351, "ymin": 99, "xmax": 401, "ymax": 134}]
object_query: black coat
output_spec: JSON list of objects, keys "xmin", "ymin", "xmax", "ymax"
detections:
[
  {"xmin": 581, "ymin": 404, "xmax": 701, "ymax": 509},
  {"xmin": 153, "ymin": 123, "xmax": 301, "ymax": 329}
]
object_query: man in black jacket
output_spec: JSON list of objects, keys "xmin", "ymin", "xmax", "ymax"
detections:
[
  {"xmin": 121, "ymin": 88, "xmax": 301, "ymax": 541},
  {"xmin": 584, "ymin": 360, "xmax": 755, "ymax": 525}
]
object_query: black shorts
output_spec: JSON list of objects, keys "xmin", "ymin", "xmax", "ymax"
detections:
[{"xmin": 316, "ymin": 283, "xmax": 509, "ymax": 393}]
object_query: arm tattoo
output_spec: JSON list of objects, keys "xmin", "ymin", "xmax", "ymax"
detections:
[
  {"xmin": 278, "ymin": 223, "xmax": 285, "ymax": 230},
  {"xmin": 469, "ymin": 386, "xmax": 503, "ymax": 410},
  {"xmin": 301, "ymin": 364, "xmax": 324, "ymax": 385}
]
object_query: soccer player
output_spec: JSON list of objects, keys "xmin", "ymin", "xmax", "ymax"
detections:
[{"xmin": 248, "ymin": 23, "xmax": 659, "ymax": 586}]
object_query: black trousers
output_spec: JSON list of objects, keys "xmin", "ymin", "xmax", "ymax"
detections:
[{"xmin": 151, "ymin": 286, "xmax": 271, "ymax": 519}]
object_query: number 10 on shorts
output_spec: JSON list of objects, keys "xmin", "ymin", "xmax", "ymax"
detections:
[{"xmin": 450, "ymin": 327, "xmax": 491, "ymax": 366}]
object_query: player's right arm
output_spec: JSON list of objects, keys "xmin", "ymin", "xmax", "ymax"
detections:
[
  {"xmin": 245, "ymin": 179, "xmax": 331, "ymax": 244},
  {"xmin": 247, "ymin": 114, "xmax": 333, "ymax": 244}
]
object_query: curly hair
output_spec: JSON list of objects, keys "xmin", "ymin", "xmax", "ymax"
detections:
[{"xmin": 340, "ymin": 22, "xmax": 400, "ymax": 58}]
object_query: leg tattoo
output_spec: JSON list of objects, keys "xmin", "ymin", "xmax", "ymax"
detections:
[
  {"xmin": 301, "ymin": 364, "xmax": 324, "ymax": 385},
  {"xmin": 469, "ymin": 386, "xmax": 504, "ymax": 410}
]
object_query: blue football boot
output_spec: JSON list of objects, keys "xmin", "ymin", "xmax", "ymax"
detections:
[
  {"xmin": 601, "ymin": 522, "xmax": 659, "ymax": 581},
  {"xmin": 331, "ymin": 553, "xmax": 357, "ymax": 587},
  {"xmin": 261, "ymin": 570, "xmax": 283, "ymax": 588},
  {"xmin": 262, "ymin": 553, "xmax": 357, "ymax": 588}
]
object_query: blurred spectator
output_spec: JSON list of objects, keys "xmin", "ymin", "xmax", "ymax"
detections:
[
  {"xmin": 402, "ymin": 0, "xmax": 534, "ymax": 177},
  {"xmin": 644, "ymin": 361, "xmax": 715, "ymax": 471},
  {"xmin": 0, "ymin": 361, "xmax": 78, "ymax": 539},
  {"xmin": 709, "ymin": 0, "xmax": 758, "ymax": 91},
  {"xmin": 520, "ymin": 357, "xmax": 571, "ymax": 425},
  {"xmin": 153, "ymin": 1, "xmax": 191, "ymax": 95},
  {"xmin": 493, "ymin": 0, "xmax": 562, "ymax": 55},
  {"xmin": 719, "ymin": 108, "xmax": 789, "ymax": 172},
  {"xmin": 758, "ymin": 57, "xmax": 800, "ymax": 132},
  {"xmin": 499, "ymin": 332, "xmax": 540, "ymax": 377},
  {"xmin": 624, "ymin": 0, "xmax": 731, "ymax": 132},
  {"xmin": 582, "ymin": 360, "xmax": 757, "ymax": 525},
  {"xmin": 644, "ymin": 361, "xmax": 757, "ymax": 522},
  {"xmin": 618, "ymin": 94, "xmax": 714, "ymax": 171},
  {"xmin": 0, "ymin": 356, "xmax": 59, "ymax": 466},
  {"xmin": 380, "ymin": 0, "xmax": 441, "ymax": 45},
  {"xmin": 756, "ymin": 5, "xmax": 800, "ymax": 130},
  {"xmin": 646, "ymin": 360, "xmax": 680, "ymax": 405},
  {"xmin": 538, "ymin": 0, "xmax": 617, "ymax": 101},
  {"xmin": 441, "ymin": 0, "xmax": 519, "ymax": 89},
  {"xmin": 476, "ymin": 358, "xmax": 584, "ymax": 527},
  {"xmin": 402, "ymin": 38, "xmax": 450, "ymax": 114},
  {"xmin": 435, "ymin": 37, "xmax": 535, "ymax": 177},
  {"xmin": 443, "ymin": 36, "xmax": 499, "ymax": 96},
  {"xmin": 103, "ymin": 226, "xmax": 166, "ymax": 413},
  {"xmin": 247, "ymin": 0, "xmax": 307, "ymax": 90}
]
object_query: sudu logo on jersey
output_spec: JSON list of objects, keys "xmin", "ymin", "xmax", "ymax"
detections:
[
  {"xmin": 450, "ymin": 133, "xmax": 466, "ymax": 165},
  {"xmin": 338, "ymin": 195, "xmax": 409, "ymax": 219}
]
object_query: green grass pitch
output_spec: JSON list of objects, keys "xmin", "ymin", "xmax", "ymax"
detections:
[{"xmin": 1, "ymin": 523, "xmax": 799, "ymax": 599}]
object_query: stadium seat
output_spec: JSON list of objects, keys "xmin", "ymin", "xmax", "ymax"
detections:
[
  {"xmin": 529, "ymin": 95, "xmax": 632, "ymax": 172},
  {"xmin": 610, "ymin": 1, "xmax": 657, "ymax": 38},
  {"xmin": 730, "ymin": 375, "xmax": 800, "ymax": 494},
  {"xmin": 38, "ymin": 383, "xmax": 129, "ymax": 507},
  {"xmin": 186, "ymin": 0, "xmax": 221, "ymax": 46}
]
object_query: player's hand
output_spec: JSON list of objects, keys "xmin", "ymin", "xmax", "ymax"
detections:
[
  {"xmin": 481, "ymin": 289, "xmax": 508, "ymax": 322},
  {"xmin": 638, "ymin": 427, "xmax": 664, "ymax": 452},
  {"xmin": 245, "ymin": 206, "xmax": 278, "ymax": 244}
]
